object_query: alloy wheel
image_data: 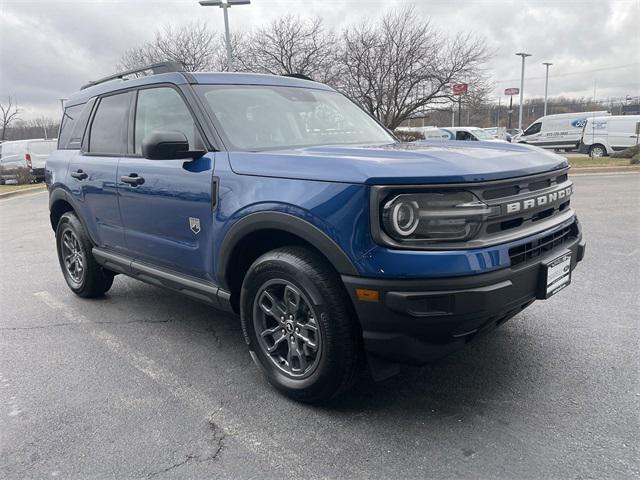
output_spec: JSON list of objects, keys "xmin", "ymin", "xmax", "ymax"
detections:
[
  {"xmin": 61, "ymin": 229, "xmax": 84, "ymax": 285},
  {"xmin": 253, "ymin": 279, "xmax": 322, "ymax": 378}
]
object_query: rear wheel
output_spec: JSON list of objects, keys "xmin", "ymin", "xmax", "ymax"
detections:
[
  {"xmin": 589, "ymin": 144, "xmax": 607, "ymax": 157},
  {"xmin": 240, "ymin": 246, "xmax": 363, "ymax": 403},
  {"xmin": 55, "ymin": 212, "xmax": 114, "ymax": 298}
]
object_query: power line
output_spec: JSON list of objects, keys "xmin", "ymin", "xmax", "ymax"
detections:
[{"xmin": 494, "ymin": 62, "xmax": 639, "ymax": 84}]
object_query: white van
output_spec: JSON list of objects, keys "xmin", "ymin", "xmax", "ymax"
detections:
[
  {"xmin": 0, "ymin": 138, "xmax": 57, "ymax": 183},
  {"xmin": 579, "ymin": 115, "xmax": 640, "ymax": 157},
  {"xmin": 514, "ymin": 111, "xmax": 610, "ymax": 150}
]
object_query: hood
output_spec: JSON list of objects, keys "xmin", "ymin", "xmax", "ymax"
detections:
[{"xmin": 228, "ymin": 141, "xmax": 569, "ymax": 185}]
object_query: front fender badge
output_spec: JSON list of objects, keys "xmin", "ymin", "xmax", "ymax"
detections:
[{"xmin": 189, "ymin": 217, "xmax": 201, "ymax": 234}]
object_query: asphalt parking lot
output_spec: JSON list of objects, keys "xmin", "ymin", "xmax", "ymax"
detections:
[{"xmin": 1, "ymin": 173, "xmax": 638, "ymax": 479}]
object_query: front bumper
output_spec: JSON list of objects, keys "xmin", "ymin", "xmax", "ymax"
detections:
[{"xmin": 343, "ymin": 233, "xmax": 585, "ymax": 373}]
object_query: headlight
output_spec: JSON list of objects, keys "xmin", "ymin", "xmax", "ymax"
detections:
[{"xmin": 381, "ymin": 191, "xmax": 493, "ymax": 243}]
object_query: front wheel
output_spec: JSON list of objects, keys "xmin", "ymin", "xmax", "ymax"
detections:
[
  {"xmin": 240, "ymin": 246, "xmax": 364, "ymax": 403},
  {"xmin": 589, "ymin": 144, "xmax": 607, "ymax": 157}
]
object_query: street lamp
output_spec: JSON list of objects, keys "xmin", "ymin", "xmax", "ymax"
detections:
[
  {"xmin": 542, "ymin": 62, "xmax": 552, "ymax": 116},
  {"xmin": 515, "ymin": 52, "xmax": 532, "ymax": 130},
  {"xmin": 199, "ymin": 0, "xmax": 250, "ymax": 72}
]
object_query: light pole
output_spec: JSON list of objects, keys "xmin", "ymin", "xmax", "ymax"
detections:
[
  {"xmin": 199, "ymin": 0, "xmax": 250, "ymax": 72},
  {"xmin": 542, "ymin": 62, "xmax": 552, "ymax": 116},
  {"xmin": 515, "ymin": 52, "xmax": 531, "ymax": 130}
]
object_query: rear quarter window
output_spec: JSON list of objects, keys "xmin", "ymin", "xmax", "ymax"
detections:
[{"xmin": 58, "ymin": 104, "xmax": 84, "ymax": 149}]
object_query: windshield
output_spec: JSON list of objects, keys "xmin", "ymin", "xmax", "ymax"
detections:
[
  {"xmin": 471, "ymin": 129, "xmax": 493, "ymax": 140},
  {"xmin": 196, "ymin": 85, "xmax": 395, "ymax": 151}
]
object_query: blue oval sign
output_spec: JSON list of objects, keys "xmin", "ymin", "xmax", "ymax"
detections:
[{"xmin": 571, "ymin": 118, "xmax": 588, "ymax": 128}]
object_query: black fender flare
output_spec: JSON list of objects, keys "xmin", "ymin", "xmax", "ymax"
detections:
[
  {"xmin": 49, "ymin": 186, "xmax": 72, "ymax": 210},
  {"xmin": 217, "ymin": 211, "xmax": 359, "ymax": 290},
  {"xmin": 48, "ymin": 187, "xmax": 96, "ymax": 244}
]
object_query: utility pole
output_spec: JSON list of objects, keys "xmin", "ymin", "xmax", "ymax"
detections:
[
  {"xmin": 515, "ymin": 52, "xmax": 531, "ymax": 130},
  {"xmin": 543, "ymin": 62, "xmax": 552, "ymax": 116},
  {"xmin": 199, "ymin": 0, "xmax": 250, "ymax": 71}
]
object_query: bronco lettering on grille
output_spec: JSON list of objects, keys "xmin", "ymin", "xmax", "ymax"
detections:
[{"xmin": 505, "ymin": 185, "xmax": 573, "ymax": 214}]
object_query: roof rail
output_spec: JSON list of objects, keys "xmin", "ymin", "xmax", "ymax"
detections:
[
  {"xmin": 80, "ymin": 61, "xmax": 184, "ymax": 90},
  {"xmin": 282, "ymin": 73, "xmax": 314, "ymax": 82}
]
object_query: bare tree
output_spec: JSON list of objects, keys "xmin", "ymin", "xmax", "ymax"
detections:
[
  {"xmin": 243, "ymin": 15, "xmax": 338, "ymax": 83},
  {"xmin": 338, "ymin": 8, "xmax": 491, "ymax": 130},
  {"xmin": 1, "ymin": 96, "xmax": 20, "ymax": 141},
  {"xmin": 34, "ymin": 116, "xmax": 57, "ymax": 140},
  {"xmin": 117, "ymin": 22, "xmax": 238, "ymax": 72},
  {"xmin": 1, "ymin": 118, "xmax": 61, "ymax": 142}
]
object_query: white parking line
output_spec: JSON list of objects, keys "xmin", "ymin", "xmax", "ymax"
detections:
[{"xmin": 32, "ymin": 290, "xmax": 314, "ymax": 477}]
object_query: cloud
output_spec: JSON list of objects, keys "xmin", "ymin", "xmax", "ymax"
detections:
[{"xmin": 1, "ymin": 0, "xmax": 638, "ymax": 120}]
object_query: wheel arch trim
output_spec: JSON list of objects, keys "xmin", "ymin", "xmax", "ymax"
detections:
[
  {"xmin": 49, "ymin": 187, "xmax": 96, "ymax": 244},
  {"xmin": 217, "ymin": 211, "xmax": 359, "ymax": 290}
]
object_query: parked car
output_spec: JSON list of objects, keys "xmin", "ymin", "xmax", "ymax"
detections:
[
  {"xmin": 46, "ymin": 63, "xmax": 585, "ymax": 402},
  {"xmin": 578, "ymin": 115, "xmax": 640, "ymax": 157},
  {"xmin": 483, "ymin": 127, "xmax": 499, "ymax": 138},
  {"xmin": 0, "ymin": 138, "xmax": 57, "ymax": 183},
  {"xmin": 483, "ymin": 127, "xmax": 511, "ymax": 142},
  {"xmin": 513, "ymin": 111, "xmax": 610, "ymax": 151},
  {"xmin": 440, "ymin": 127, "xmax": 508, "ymax": 142},
  {"xmin": 395, "ymin": 126, "xmax": 450, "ymax": 140}
]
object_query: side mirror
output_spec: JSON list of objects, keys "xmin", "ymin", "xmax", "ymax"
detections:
[{"xmin": 141, "ymin": 130, "xmax": 204, "ymax": 160}]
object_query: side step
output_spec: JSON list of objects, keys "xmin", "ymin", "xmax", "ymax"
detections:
[{"xmin": 92, "ymin": 248, "xmax": 233, "ymax": 312}]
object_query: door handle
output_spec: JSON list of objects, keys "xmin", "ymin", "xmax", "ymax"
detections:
[
  {"xmin": 120, "ymin": 173, "xmax": 145, "ymax": 186},
  {"xmin": 70, "ymin": 169, "xmax": 88, "ymax": 180}
]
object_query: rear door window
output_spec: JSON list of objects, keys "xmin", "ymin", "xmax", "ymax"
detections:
[{"xmin": 88, "ymin": 93, "xmax": 131, "ymax": 155}]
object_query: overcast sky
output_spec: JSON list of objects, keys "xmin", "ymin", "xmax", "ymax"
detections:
[{"xmin": 1, "ymin": 0, "xmax": 639, "ymax": 120}]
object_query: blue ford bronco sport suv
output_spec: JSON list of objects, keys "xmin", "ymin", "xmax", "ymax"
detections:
[{"xmin": 47, "ymin": 62, "xmax": 585, "ymax": 403}]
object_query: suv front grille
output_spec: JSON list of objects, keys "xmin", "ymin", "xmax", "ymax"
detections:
[
  {"xmin": 478, "ymin": 169, "xmax": 572, "ymax": 241},
  {"xmin": 370, "ymin": 167, "xmax": 575, "ymax": 250},
  {"xmin": 508, "ymin": 222, "xmax": 577, "ymax": 266}
]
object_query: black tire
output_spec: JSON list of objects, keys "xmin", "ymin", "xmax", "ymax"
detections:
[
  {"xmin": 55, "ymin": 212, "xmax": 114, "ymax": 298},
  {"xmin": 240, "ymin": 246, "xmax": 364, "ymax": 403},
  {"xmin": 589, "ymin": 144, "xmax": 607, "ymax": 157}
]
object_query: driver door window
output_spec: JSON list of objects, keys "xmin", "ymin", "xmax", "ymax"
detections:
[
  {"xmin": 524, "ymin": 122, "xmax": 541, "ymax": 136},
  {"xmin": 134, "ymin": 87, "xmax": 199, "ymax": 154}
]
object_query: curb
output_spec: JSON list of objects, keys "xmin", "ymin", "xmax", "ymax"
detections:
[
  {"xmin": 0, "ymin": 185, "xmax": 47, "ymax": 200},
  {"xmin": 570, "ymin": 166, "xmax": 640, "ymax": 175}
]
